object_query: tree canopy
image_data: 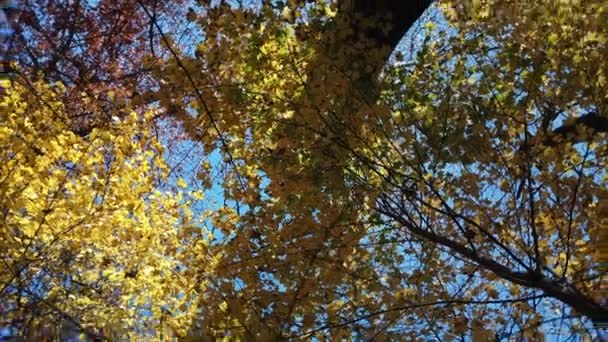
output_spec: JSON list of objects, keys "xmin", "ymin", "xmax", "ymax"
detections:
[{"xmin": 2, "ymin": 0, "xmax": 607, "ymax": 340}]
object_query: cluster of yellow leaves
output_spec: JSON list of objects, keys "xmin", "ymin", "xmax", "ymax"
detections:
[{"xmin": 0, "ymin": 80, "xmax": 214, "ymax": 337}]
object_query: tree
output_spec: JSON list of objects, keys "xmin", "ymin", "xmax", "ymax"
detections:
[
  {"xmin": 0, "ymin": 79, "xmax": 212, "ymax": 338},
  {"xmin": 165, "ymin": 0, "xmax": 606, "ymax": 339},
  {"xmin": 10, "ymin": 0, "xmax": 192, "ymax": 137},
  {"xmin": 4, "ymin": 0, "xmax": 607, "ymax": 340}
]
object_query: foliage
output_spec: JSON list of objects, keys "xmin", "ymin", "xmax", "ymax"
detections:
[
  {"xmin": 176, "ymin": 0, "xmax": 607, "ymax": 339},
  {"xmin": 3, "ymin": 0, "xmax": 607, "ymax": 340},
  {"xmin": 0, "ymin": 80, "xmax": 211, "ymax": 338}
]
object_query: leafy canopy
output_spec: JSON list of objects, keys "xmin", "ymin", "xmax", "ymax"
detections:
[{"xmin": 3, "ymin": 0, "xmax": 607, "ymax": 340}]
